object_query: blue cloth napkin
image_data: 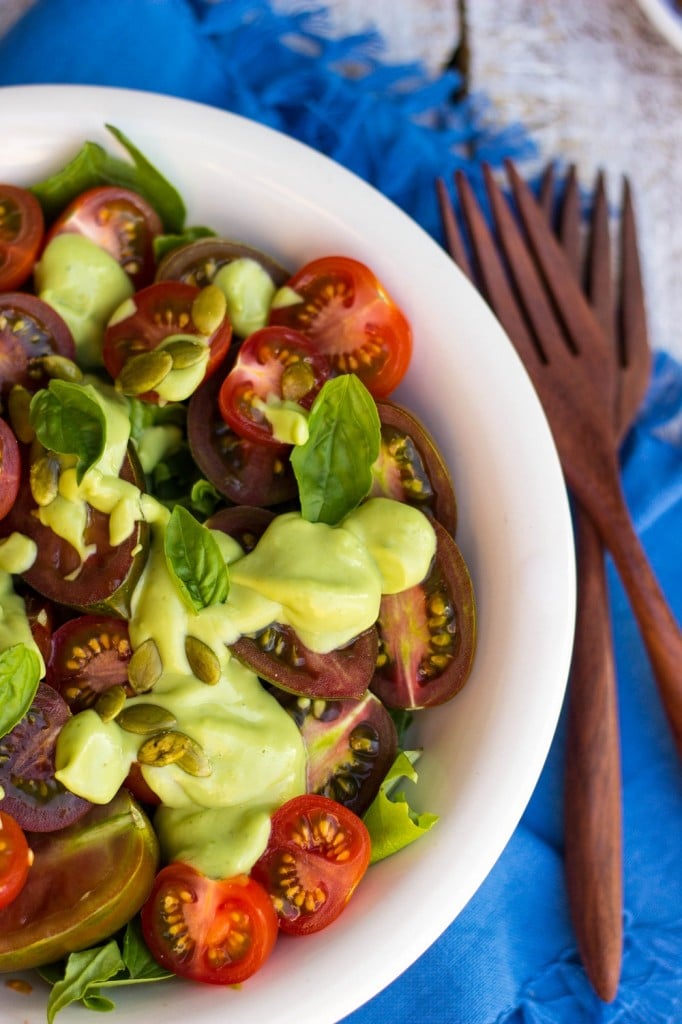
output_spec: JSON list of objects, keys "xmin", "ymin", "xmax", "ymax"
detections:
[{"xmin": 1, "ymin": 2, "xmax": 681, "ymax": 1021}]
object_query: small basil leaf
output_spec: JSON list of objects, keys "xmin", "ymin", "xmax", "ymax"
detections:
[
  {"xmin": 164, "ymin": 504, "xmax": 229, "ymax": 613},
  {"xmin": 30, "ymin": 381, "xmax": 106, "ymax": 482},
  {"xmin": 46, "ymin": 940, "xmax": 125, "ymax": 1024},
  {"xmin": 0, "ymin": 643, "xmax": 42, "ymax": 740},
  {"xmin": 121, "ymin": 919, "xmax": 173, "ymax": 982},
  {"xmin": 105, "ymin": 125, "xmax": 186, "ymax": 233},
  {"xmin": 363, "ymin": 750, "xmax": 439, "ymax": 864},
  {"xmin": 291, "ymin": 375, "xmax": 381, "ymax": 525}
]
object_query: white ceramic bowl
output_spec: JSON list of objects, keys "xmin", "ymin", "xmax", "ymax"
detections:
[
  {"xmin": 0, "ymin": 85, "xmax": 575, "ymax": 1024},
  {"xmin": 635, "ymin": 0, "xmax": 682, "ymax": 52}
]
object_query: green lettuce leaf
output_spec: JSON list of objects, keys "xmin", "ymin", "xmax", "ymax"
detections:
[{"xmin": 363, "ymin": 750, "xmax": 439, "ymax": 864}]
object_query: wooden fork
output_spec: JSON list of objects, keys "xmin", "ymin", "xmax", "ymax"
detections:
[{"xmin": 437, "ymin": 161, "xmax": 682, "ymax": 758}]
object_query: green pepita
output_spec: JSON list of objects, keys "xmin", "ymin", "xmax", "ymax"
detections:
[
  {"xmin": 176, "ymin": 736, "xmax": 212, "ymax": 778},
  {"xmin": 29, "ymin": 451, "xmax": 61, "ymax": 506},
  {"xmin": 162, "ymin": 337, "xmax": 207, "ymax": 369},
  {"xmin": 7, "ymin": 384, "xmax": 35, "ymax": 444},
  {"xmin": 191, "ymin": 283, "xmax": 227, "ymax": 336},
  {"xmin": 127, "ymin": 637, "xmax": 163, "ymax": 694},
  {"xmin": 117, "ymin": 349, "xmax": 173, "ymax": 396},
  {"xmin": 136, "ymin": 729, "xmax": 192, "ymax": 767},
  {"xmin": 94, "ymin": 685, "xmax": 128, "ymax": 723},
  {"xmin": 116, "ymin": 702, "xmax": 178, "ymax": 735},
  {"xmin": 37, "ymin": 353, "xmax": 84, "ymax": 383},
  {"xmin": 185, "ymin": 634, "xmax": 221, "ymax": 686}
]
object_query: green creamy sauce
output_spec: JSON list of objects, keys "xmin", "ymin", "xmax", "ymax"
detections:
[
  {"xmin": 7, "ymin": 377, "xmax": 436, "ymax": 879},
  {"xmin": 213, "ymin": 258, "xmax": 276, "ymax": 337},
  {"xmin": 34, "ymin": 235, "xmax": 133, "ymax": 370}
]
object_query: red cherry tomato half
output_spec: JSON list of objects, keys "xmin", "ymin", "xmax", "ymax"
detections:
[
  {"xmin": 141, "ymin": 864, "xmax": 278, "ymax": 985},
  {"xmin": 0, "ymin": 292, "xmax": 75, "ymax": 399},
  {"xmin": 218, "ymin": 325, "xmax": 330, "ymax": 446},
  {"xmin": 47, "ymin": 186, "xmax": 162, "ymax": 288},
  {"xmin": 103, "ymin": 280, "xmax": 232, "ymax": 403},
  {"xmin": 0, "ymin": 417, "xmax": 20, "ymax": 520},
  {"xmin": 0, "ymin": 184, "xmax": 44, "ymax": 292},
  {"xmin": 251, "ymin": 793, "xmax": 371, "ymax": 935},
  {"xmin": 269, "ymin": 256, "xmax": 412, "ymax": 399},
  {"xmin": 0, "ymin": 811, "xmax": 31, "ymax": 911}
]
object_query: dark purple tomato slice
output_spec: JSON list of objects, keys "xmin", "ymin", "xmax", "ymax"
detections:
[
  {"xmin": 0, "ymin": 683, "xmax": 91, "ymax": 832},
  {"xmin": 155, "ymin": 236, "xmax": 290, "ymax": 291},
  {"xmin": 0, "ymin": 415, "xmax": 20, "ymax": 520},
  {"xmin": 279, "ymin": 690, "xmax": 398, "ymax": 816},
  {"xmin": 230, "ymin": 624, "xmax": 378, "ymax": 701},
  {"xmin": 0, "ymin": 445, "xmax": 148, "ymax": 618},
  {"xmin": 371, "ymin": 520, "xmax": 476, "ymax": 710},
  {"xmin": 0, "ymin": 292, "xmax": 75, "ymax": 399},
  {"xmin": 205, "ymin": 504, "xmax": 275, "ymax": 552},
  {"xmin": 371, "ymin": 400, "xmax": 458, "ymax": 537},
  {"xmin": 0, "ymin": 789, "xmax": 159, "ymax": 972},
  {"xmin": 46, "ymin": 614, "xmax": 133, "ymax": 712},
  {"xmin": 187, "ymin": 370, "xmax": 298, "ymax": 508}
]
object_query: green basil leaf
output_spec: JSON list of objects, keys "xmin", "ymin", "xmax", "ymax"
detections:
[
  {"xmin": 46, "ymin": 940, "xmax": 125, "ymax": 1024},
  {"xmin": 291, "ymin": 375, "xmax": 381, "ymax": 525},
  {"xmin": 30, "ymin": 125, "xmax": 185, "ymax": 232},
  {"xmin": 0, "ymin": 643, "xmax": 41, "ymax": 740},
  {"xmin": 190, "ymin": 477, "xmax": 223, "ymax": 519},
  {"xmin": 30, "ymin": 380, "xmax": 106, "ymax": 482},
  {"xmin": 363, "ymin": 750, "xmax": 439, "ymax": 865},
  {"xmin": 153, "ymin": 224, "xmax": 217, "ymax": 263},
  {"xmin": 121, "ymin": 919, "xmax": 173, "ymax": 981},
  {"xmin": 164, "ymin": 504, "xmax": 229, "ymax": 612}
]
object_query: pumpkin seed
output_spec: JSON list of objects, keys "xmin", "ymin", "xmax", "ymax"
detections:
[
  {"xmin": 117, "ymin": 349, "xmax": 173, "ymax": 396},
  {"xmin": 185, "ymin": 635, "xmax": 221, "ymax": 686},
  {"xmin": 29, "ymin": 451, "xmax": 61, "ymax": 506},
  {"xmin": 137, "ymin": 729, "xmax": 192, "ymax": 767},
  {"xmin": 117, "ymin": 702, "xmax": 177, "ymax": 735},
  {"xmin": 38, "ymin": 353, "xmax": 84, "ymax": 382},
  {"xmin": 163, "ymin": 337, "xmax": 207, "ymax": 370},
  {"xmin": 127, "ymin": 637, "xmax": 163, "ymax": 693},
  {"xmin": 7, "ymin": 384, "xmax": 35, "ymax": 443},
  {"xmin": 94, "ymin": 685, "xmax": 128, "ymax": 723},
  {"xmin": 176, "ymin": 736, "xmax": 212, "ymax": 777},
  {"xmin": 191, "ymin": 283, "xmax": 227, "ymax": 335}
]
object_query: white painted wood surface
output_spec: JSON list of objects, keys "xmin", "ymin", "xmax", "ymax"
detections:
[{"xmin": 2, "ymin": 0, "xmax": 681, "ymax": 357}]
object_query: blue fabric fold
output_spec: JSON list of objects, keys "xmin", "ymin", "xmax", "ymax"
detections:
[{"xmin": 1, "ymin": 3, "xmax": 680, "ymax": 1021}]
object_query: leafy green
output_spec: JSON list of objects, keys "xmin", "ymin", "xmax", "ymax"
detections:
[
  {"xmin": 164, "ymin": 504, "xmax": 229, "ymax": 612},
  {"xmin": 30, "ymin": 125, "xmax": 185, "ymax": 232},
  {"xmin": 153, "ymin": 224, "xmax": 217, "ymax": 264},
  {"xmin": 43, "ymin": 921, "xmax": 172, "ymax": 1022},
  {"xmin": 363, "ymin": 750, "xmax": 439, "ymax": 864},
  {"xmin": 0, "ymin": 643, "xmax": 42, "ymax": 740},
  {"xmin": 30, "ymin": 381, "xmax": 106, "ymax": 482},
  {"xmin": 291, "ymin": 375, "xmax": 381, "ymax": 525}
]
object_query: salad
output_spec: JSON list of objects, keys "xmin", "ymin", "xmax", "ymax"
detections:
[{"xmin": 0, "ymin": 128, "xmax": 476, "ymax": 1019}]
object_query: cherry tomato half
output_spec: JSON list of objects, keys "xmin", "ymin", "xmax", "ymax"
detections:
[
  {"xmin": 46, "ymin": 614, "xmax": 133, "ymax": 713},
  {"xmin": 0, "ymin": 417, "xmax": 20, "ymax": 521},
  {"xmin": 0, "ymin": 292, "xmax": 75, "ymax": 399},
  {"xmin": 269, "ymin": 256, "xmax": 412, "ymax": 398},
  {"xmin": 218, "ymin": 325, "xmax": 330, "ymax": 446},
  {"xmin": 0, "ymin": 811, "xmax": 31, "ymax": 911},
  {"xmin": 47, "ymin": 185, "xmax": 162, "ymax": 288},
  {"xmin": 251, "ymin": 794, "xmax": 371, "ymax": 935},
  {"xmin": 0, "ymin": 184, "xmax": 44, "ymax": 291},
  {"xmin": 141, "ymin": 864, "xmax": 278, "ymax": 985},
  {"xmin": 102, "ymin": 280, "xmax": 232, "ymax": 403}
]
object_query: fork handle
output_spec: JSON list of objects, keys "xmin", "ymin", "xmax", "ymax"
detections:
[
  {"xmin": 564, "ymin": 506, "xmax": 623, "ymax": 1002},
  {"xmin": 587, "ymin": 482, "xmax": 682, "ymax": 758}
]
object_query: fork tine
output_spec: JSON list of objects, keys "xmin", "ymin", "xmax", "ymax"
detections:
[
  {"xmin": 435, "ymin": 176, "xmax": 475, "ymax": 282},
  {"xmin": 557, "ymin": 165, "xmax": 583, "ymax": 283},
  {"xmin": 480, "ymin": 163, "xmax": 570, "ymax": 360},
  {"xmin": 503, "ymin": 160, "xmax": 615, "ymax": 383},
  {"xmin": 585, "ymin": 171, "xmax": 616, "ymax": 347},
  {"xmin": 453, "ymin": 169, "xmax": 540, "ymax": 365},
  {"xmin": 617, "ymin": 178, "xmax": 651, "ymax": 429},
  {"xmin": 539, "ymin": 163, "xmax": 556, "ymax": 221}
]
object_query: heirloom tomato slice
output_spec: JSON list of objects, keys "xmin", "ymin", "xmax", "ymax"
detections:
[
  {"xmin": 141, "ymin": 864, "xmax": 278, "ymax": 985},
  {"xmin": 0, "ymin": 811, "xmax": 31, "ymax": 911},
  {"xmin": 47, "ymin": 185, "xmax": 162, "ymax": 288},
  {"xmin": 46, "ymin": 614, "xmax": 133, "ymax": 712},
  {"xmin": 103, "ymin": 280, "xmax": 232, "ymax": 402},
  {"xmin": 218, "ymin": 325, "xmax": 330, "ymax": 446},
  {"xmin": 0, "ymin": 292, "xmax": 75, "ymax": 399},
  {"xmin": 0, "ymin": 183, "xmax": 44, "ymax": 291},
  {"xmin": 252, "ymin": 794, "xmax": 371, "ymax": 935},
  {"xmin": 156, "ymin": 236, "xmax": 290, "ymax": 291},
  {"xmin": 268, "ymin": 255, "xmax": 412, "ymax": 398},
  {"xmin": 0, "ymin": 416, "xmax": 20, "ymax": 520}
]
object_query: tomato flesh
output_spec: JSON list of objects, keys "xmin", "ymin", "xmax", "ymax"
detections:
[
  {"xmin": 269, "ymin": 256, "xmax": 412, "ymax": 398},
  {"xmin": 46, "ymin": 614, "xmax": 133, "ymax": 712},
  {"xmin": 0, "ymin": 184, "xmax": 44, "ymax": 291},
  {"xmin": 0, "ymin": 292, "xmax": 75, "ymax": 399},
  {"xmin": 252, "ymin": 794, "xmax": 371, "ymax": 935},
  {"xmin": 0, "ymin": 416, "xmax": 20, "ymax": 520},
  {"xmin": 47, "ymin": 185, "xmax": 162, "ymax": 288},
  {"xmin": 141, "ymin": 864, "xmax": 278, "ymax": 985},
  {"xmin": 0, "ymin": 811, "xmax": 31, "ymax": 911},
  {"xmin": 218, "ymin": 325, "xmax": 330, "ymax": 446}
]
